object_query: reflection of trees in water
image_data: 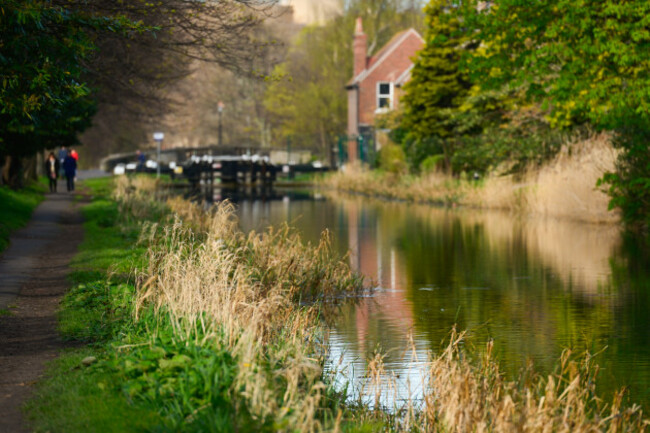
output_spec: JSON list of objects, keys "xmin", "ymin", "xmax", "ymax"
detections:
[
  {"xmin": 234, "ymin": 192, "xmax": 650, "ymax": 408},
  {"xmin": 329, "ymin": 194, "xmax": 650, "ymax": 407},
  {"xmin": 393, "ymin": 204, "xmax": 623, "ymax": 374}
]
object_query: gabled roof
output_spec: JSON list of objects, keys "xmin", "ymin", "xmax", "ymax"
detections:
[
  {"xmin": 348, "ymin": 28, "xmax": 423, "ymax": 87},
  {"xmin": 395, "ymin": 64, "xmax": 415, "ymax": 87}
]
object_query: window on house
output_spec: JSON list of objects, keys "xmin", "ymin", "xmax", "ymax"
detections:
[{"xmin": 377, "ymin": 82, "xmax": 393, "ymax": 111}]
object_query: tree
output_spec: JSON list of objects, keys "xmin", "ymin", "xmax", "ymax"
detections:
[
  {"xmin": 264, "ymin": 25, "xmax": 351, "ymax": 162},
  {"xmin": 264, "ymin": 0, "xmax": 424, "ymax": 163},
  {"xmin": 1, "ymin": 0, "xmax": 270, "ymax": 185},
  {"xmin": 401, "ymin": 0, "xmax": 474, "ymax": 172},
  {"xmin": 68, "ymin": 0, "xmax": 272, "ymax": 164},
  {"xmin": 0, "ymin": 1, "xmax": 112, "ymax": 186},
  {"xmin": 458, "ymin": 0, "xmax": 650, "ymax": 228}
]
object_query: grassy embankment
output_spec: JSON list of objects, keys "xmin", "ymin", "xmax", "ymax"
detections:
[
  {"xmin": 325, "ymin": 133, "xmax": 618, "ymax": 223},
  {"xmin": 0, "ymin": 180, "xmax": 47, "ymax": 253},
  {"xmin": 26, "ymin": 175, "xmax": 647, "ymax": 432}
]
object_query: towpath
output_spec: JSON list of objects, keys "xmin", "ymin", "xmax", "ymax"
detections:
[{"xmin": 0, "ymin": 171, "xmax": 104, "ymax": 432}]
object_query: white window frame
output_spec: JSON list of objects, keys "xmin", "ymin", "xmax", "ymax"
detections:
[{"xmin": 376, "ymin": 81, "xmax": 393, "ymax": 112}]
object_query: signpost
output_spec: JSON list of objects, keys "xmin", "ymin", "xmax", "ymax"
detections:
[
  {"xmin": 217, "ymin": 101, "xmax": 224, "ymax": 147},
  {"xmin": 153, "ymin": 132, "xmax": 164, "ymax": 178}
]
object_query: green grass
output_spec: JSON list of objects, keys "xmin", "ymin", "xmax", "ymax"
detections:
[
  {"xmin": 26, "ymin": 178, "xmax": 254, "ymax": 433},
  {"xmin": 24, "ymin": 348, "xmax": 161, "ymax": 433},
  {"xmin": 69, "ymin": 198, "xmax": 145, "ymax": 275},
  {"xmin": 26, "ymin": 178, "xmax": 160, "ymax": 432},
  {"xmin": 81, "ymin": 176, "xmax": 115, "ymax": 198},
  {"xmin": 0, "ymin": 180, "xmax": 46, "ymax": 252}
]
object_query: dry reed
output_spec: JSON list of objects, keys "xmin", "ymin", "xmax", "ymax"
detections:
[
  {"xmin": 323, "ymin": 133, "xmax": 619, "ymax": 223},
  {"xmin": 112, "ymin": 177, "xmax": 646, "ymax": 432},
  {"xmin": 130, "ymin": 190, "xmax": 363, "ymax": 431}
]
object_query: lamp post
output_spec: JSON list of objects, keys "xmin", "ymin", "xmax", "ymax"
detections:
[
  {"xmin": 153, "ymin": 132, "xmax": 164, "ymax": 178},
  {"xmin": 217, "ymin": 101, "xmax": 225, "ymax": 147}
]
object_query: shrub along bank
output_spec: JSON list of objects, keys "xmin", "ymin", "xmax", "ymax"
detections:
[{"xmin": 26, "ymin": 176, "xmax": 646, "ymax": 432}]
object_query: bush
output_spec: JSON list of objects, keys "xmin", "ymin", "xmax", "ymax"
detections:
[
  {"xmin": 420, "ymin": 154, "xmax": 446, "ymax": 173},
  {"xmin": 377, "ymin": 143, "xmax": 408, "ymax": 175}
]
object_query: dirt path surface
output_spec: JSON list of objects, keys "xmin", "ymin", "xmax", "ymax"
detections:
[{"xmin": 0, "ymin": 191, "xmax": 84, "ymax": 432}]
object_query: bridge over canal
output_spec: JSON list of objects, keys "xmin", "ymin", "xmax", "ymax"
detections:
[{"xmin": 100, "ymin": 145, "xmax": 332, "ymax": 185}]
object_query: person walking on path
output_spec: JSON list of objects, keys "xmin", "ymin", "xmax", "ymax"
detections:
[
  {"xmin": 44, "ymin": 153, "xmax": 59, "ymax": 193},
  {"xmin": 63, "ymin": 154, "xmax": 77, "ymax": 192},
  {"xmin": 57, "ymin": 146, "xmax": 68, "ymax": 179},
  {"xmin": 70, "ymin": 148, "xmax": 79, "ymax": 161}
]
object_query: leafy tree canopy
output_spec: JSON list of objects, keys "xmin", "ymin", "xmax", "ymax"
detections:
[
  {"xmin": 0, "ymin": 1, "xmax": 112, "ymax": 157},
  {"xmin": 1, "ymin": 0, "xmax": 268, "ymax": 185},
  {"xmin": 457, "ymin": 0, "xmax": 650, "ymax": 226},
  {"xmin": 264, "ymin": 0, "xmax": 425, "ymax": 161},
  {"xmin": 401, "ymin": 0, "xmax": 474, "ymax": 169}
]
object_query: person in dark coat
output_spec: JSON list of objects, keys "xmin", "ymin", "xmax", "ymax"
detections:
[
  {"xmin": 57, "ymin": 146, "xmax": 68, "ymax": 179},
  {"xmin": 62, "ymin": 154, "xmax": 77, "ymax": 192},
  {"xmin": 44, "ymin": 152, "xmax": 60, "ymax": 193}
]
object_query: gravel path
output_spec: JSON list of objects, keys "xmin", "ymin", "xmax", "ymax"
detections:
[{"xmin": 0, "ymin": 187, "xmax": 86, "ymax": 432}]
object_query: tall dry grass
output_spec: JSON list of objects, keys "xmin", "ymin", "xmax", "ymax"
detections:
[
  {"xmin": 112, "ymin": 177, "xmax": 646, "ymax": 432},
  {"xmin": 471, "ymin": 132, "xmax": 619, "ymax": 222},
  {"xmin": 417, "ymin": 330, "xmax": 647, "ymax": 432},
  {"xmin": 132, "ymin": 193, "xmax": 363, "ymax": 431},
  {"xmin": 324, "ymin": 133, "xmax": 619, "ymax": 223},
  {"xmin": 113, "ymin": 175, "xmax": 168, "ymax": 222}
]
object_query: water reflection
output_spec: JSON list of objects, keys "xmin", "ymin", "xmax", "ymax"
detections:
[{"xmin": 230, "ymin": 189, "xmax": 650, "ymax": 409}]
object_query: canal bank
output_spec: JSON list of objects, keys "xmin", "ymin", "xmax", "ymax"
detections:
[
  {"xmin": 323, "ymin": 132, "xmax": 619, "ymax": 224},
  {"xmin": 26, "ymin": 176, "xmax": 647, "ymax": 432}
]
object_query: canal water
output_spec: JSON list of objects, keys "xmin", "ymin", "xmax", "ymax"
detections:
[{"xmin": 220, "ymin": 187, "xmax": 650, "ymax": 409}]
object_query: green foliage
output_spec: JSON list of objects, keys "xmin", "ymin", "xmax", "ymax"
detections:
[
  {"xmin": 1, "ymin": 1, "xmax": 93, "ymax": 157},
  {"xmin": 377, "ymin": 143, "xmax": 407, "ymax": 175},
  {"xmin": 264, "ymin": 0, "xmax": 424, "ymax": 160},
  {"xmin": 597, "ymin": 115, "xmax": 650, "ymax": 228},
  {"xmin": 59, "ymin": 281, "xmax": 135, "ymax": 343},
  {"xmin": 401, "ymin": 0, "xmax": 474, "ymax": 169},
  {"xmin": 97, "ymin": 330, "xmax": 259, "ymax": 432},
  {"xmin": 458, "ymin": 0, "xmax": 650, "ymax": 227},
  {"xmin": 0, "ymin": 180, "xmax": 45, "ymax": 252},
  {"xmin": 0, "ymin": 1, "xmax": 148, "ymax": 165},
  {"xmin": 450, "ymin": 107, "xmax": 575, "ymax": 175},
  {"xmin": 420, "ymin": 154, "xmax": 445, "ymax": 173},
  {"xmin": 401, "ymin": 135, "xmax": 444, "ymax": 172},
  {"xmin": 71, "ymin": 198, "xmax": 144, "ymax": 274}
]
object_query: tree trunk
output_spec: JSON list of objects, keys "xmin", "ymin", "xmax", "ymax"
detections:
[
  {"xmin": 1, "ymin": 156, "xmax": 25, "ymax": 189},
  {"xmin": 24, "ymin": 155, "xmax": 38, "ymax": 183},
  {"xmin": 319, "ymin": 121, "xmax": 328, "ymax": 164}
]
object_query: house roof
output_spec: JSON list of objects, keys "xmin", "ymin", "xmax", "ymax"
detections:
[
  {"xmin": 395, "ymin": 64, "xmax": 415, "ymax": 87},
  {"xmin": 347, "ymin": 28, "xmax": 423, "ymax": 87}
]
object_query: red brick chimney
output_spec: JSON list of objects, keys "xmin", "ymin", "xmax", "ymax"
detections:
[{"xmin": 353, "ymin": 17, "xmax": 367, "ymax": 78}]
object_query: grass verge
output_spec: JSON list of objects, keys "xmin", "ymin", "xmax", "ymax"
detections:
[
  {"xmin": 0, "ymin": 179, "xmax": 47, "ymax": 252},
  {"xmin": 26, "ymin": 175, "xmax": 647, "ymax": 432}
]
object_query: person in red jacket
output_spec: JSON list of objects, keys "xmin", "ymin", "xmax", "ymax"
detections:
[{"xmin": 70, "ymin": 149, "xmax": 79, "ymax": 161}]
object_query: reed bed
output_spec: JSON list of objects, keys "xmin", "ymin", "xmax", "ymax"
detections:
[
  {"xmin": 323, "ymin": 133, "xmax": 619, "ymax": 223},
  {"xmin": 108, "ymin": 175, "xmax": 645, "ymax": 432},
  {"xmin": 116, "ymin": 176, "xmax": 364, "ymax": 430}
]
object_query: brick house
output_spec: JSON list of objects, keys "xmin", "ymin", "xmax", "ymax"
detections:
[{"xmin": 345, "ymin": 18, "xmax": 424, "ymax": 163}]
